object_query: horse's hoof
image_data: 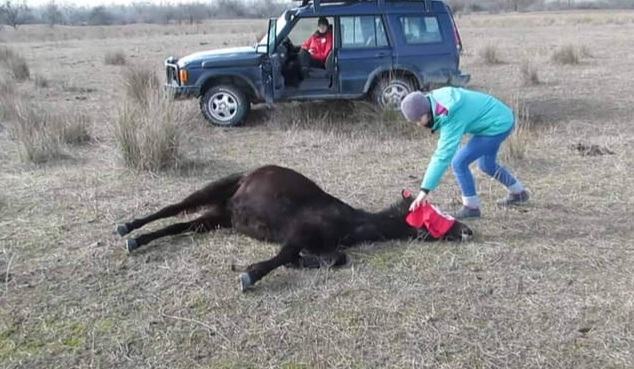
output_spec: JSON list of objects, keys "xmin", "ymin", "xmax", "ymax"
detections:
[
  {"xmin": 126, "ymin": 239, "xmax": 138, "ymax": 253},
  {"xmin": 239, "ymin": 273, "xmax": 253, "ymax": 292},
  {"xmin": 116, "ymin": 224, "xmax": 129, "ymax": 237}
]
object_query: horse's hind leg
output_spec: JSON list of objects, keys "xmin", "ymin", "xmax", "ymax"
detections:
[
  {"xmin": 117, "ymin": 188, "xmax": 216, "ymax": 236},
  {"xmin": 125, "ymin": 207, "xmax": 230, "ymax": 253}
]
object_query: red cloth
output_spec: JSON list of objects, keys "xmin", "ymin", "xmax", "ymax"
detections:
[
  {"xmin": 301, "ymin": 30, "xmax": 333, "ymax": 63},
  {"xmin": 405, "ymin": 203, "xmax": 456, "ymax": 238}
]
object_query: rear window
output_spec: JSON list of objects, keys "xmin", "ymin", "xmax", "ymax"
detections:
[
  {"xmin": 399, "ymin": 16, "xmax": 442, "ymax": 44},
  {"xmin": 340, "ymin": 16, "xmax": 389, "ymax": 49}
]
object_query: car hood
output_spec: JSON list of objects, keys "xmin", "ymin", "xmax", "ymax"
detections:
[{"xmin": 177, "ymin": 47, "xmax": 263, "ymax": 68}]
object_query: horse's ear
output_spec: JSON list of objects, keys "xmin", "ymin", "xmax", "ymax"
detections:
[{"xmin": 402, "ymin": 189, "xmax": 413, "ymax": 199}]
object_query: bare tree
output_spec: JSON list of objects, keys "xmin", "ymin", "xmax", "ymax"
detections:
[
  {"xmin": 43, "ymin": 0, "xmax": 63, "ymax": 27},
  {"xmin": 0, "ymin": 0, "xmax": 30, "ymax": 29},
  {"xmin": 88, "ymin": 6, "xmax": 112, "ymax": 26}
]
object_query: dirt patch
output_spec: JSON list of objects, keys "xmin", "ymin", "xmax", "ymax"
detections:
[{"xmin": 569, "ymin": 142, "xmax": 615, "ymax": 156}]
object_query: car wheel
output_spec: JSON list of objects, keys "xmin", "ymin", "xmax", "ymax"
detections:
[
  {"xmin": 372, "ymin": 76, "xmax": 415, "ymax": 111},
  {"xmin": 200, "ymin": 85, "xmax": 250, "ymax": 127}
]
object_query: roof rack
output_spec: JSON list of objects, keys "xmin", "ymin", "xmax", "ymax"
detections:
[{"xmin": 296, "ymin": 0, "xmax": 434, "ymax": 12}]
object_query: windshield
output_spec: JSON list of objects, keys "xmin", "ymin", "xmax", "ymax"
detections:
[{"xmin": 257, "ymin": 12, "xmax": 288, "ymax": 50}]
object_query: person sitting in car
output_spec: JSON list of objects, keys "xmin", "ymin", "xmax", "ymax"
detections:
[{"xmin": 298, "ymin": 17, "xmax": 333, "ymax": 74}]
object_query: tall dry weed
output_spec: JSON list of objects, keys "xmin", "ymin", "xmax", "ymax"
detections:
[
  {"xmin": 480, "ymin": 44, "xmax": 503, "ymax": 65},
  {"xmin": 7, "ymin": 97, "xmax": 92, "ymax": 163},
  {"xmin": 551, "ymin": 45, "xmax": 580, "ymax": 65},
  {"xmin": 503, "ymin": 95, "xmax": 532, "ymax": 161},
  {"xmin": 10, "ymin": 102, "xmax": 66, "ymax": 163},
  {"xmin": 123, "ymin": 66, "xmax": 160, "ymax": 107},
  {"xmin": 104, "ymin": 50, "xmax": 127, "ymax": 66},
  {"xmin": 0, "ymin": 78, "xmax": 17, "ymax": 121},
  {"xmin": 0, "ymin": 46, "xmax": 30, "ymax": 81},
  {"xmin": 520, "ymin": 59, "xmax": 540, "ymax": 86},
  {"xmin": 114, "ymin": 67, "xmax": 185, "ymax": 171}
]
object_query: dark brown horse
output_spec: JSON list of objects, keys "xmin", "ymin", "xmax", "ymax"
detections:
[{"xmin": 116, "ymin": 165, "xmax": 473, "ymax": 291}]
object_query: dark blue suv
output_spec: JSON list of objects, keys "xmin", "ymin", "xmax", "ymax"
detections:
[{"xmin": 165, "ymin": 0, "xmax": 469, "ymax": 126}]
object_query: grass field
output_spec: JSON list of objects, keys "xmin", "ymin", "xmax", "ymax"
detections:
[{"xmin": 0, "ymin": 10, "xmax": 633, "ymax": 369}]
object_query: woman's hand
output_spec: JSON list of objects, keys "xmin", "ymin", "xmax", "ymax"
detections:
[{"xmin": 409, "ymin": 190, "xmax": 429, "ymax": 211}]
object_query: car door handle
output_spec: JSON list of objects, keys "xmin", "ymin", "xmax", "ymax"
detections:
[{"xmin": 375, "ymin": 51, "xmax": 388, "ymax": 57}]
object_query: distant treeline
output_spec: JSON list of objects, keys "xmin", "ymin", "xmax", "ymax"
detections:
[
  {"xmin": 0, "ymin": 0, "xmax": 290, "ymax": 28},
  {"xmin": 0, "ymin": 0, "xmax": 632, "ymax": 29},
  {"xmin": 447, "ymin": 0, "xmax": 634, "ymax": 12}
]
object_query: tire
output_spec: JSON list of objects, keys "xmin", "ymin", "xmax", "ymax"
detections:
[
  {"xmin": 371, "ymin": 75, "xmax": 415, "ymax": 111},
  {"xmin": 200, "ymin": 84, "xmax": 250, "ymax": 127}
]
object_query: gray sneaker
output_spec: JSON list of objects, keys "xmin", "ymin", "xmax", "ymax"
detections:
[
  {"xmin": 452, "ymin": 206, "xmax": 481, "ymax": 219},
  {"xmin": 497, "ymin": 190, "xmax": 530, "ymax": 207}
]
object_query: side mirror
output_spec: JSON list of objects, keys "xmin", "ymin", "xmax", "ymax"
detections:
[{"xmin": 267, "ymin": 17, "xmax": 277, "ymax": 56}]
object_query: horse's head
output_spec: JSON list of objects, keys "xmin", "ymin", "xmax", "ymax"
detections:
[
  {"xmin": 443, "ymin": 221, "xmax": 473, "ymax": 242},
  {"xmin": 399, "ymin": 189, "xmax": 474, "ymax": 242}
]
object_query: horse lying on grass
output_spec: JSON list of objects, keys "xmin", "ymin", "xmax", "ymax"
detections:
[{"xmin": 116, "ymin": 165, "xmax": 473, "ymax": 291}]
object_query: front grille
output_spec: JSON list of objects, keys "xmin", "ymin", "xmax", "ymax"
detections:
[{"xmin": 165, "ymin": 64, "xmax": 179, "ymax": 85}]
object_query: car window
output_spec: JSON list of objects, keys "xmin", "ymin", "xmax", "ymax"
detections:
[
  {"xmin": 399, "ymin": 16, "xmax": 442, "ymax": 44},
  {"xmin": 341, "ymin": 16, "xmax": 389, "ymax": 49},
  {"xmin": 287, "ymin": 17, "xmax": 333, "ymax": 46}
]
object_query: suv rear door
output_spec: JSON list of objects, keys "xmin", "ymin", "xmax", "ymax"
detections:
[
  {"xmin": 389, "ymin": 5, "xmax": 459, "ymax": 85},
  {"xmin": 336, "ymin": 15, "xmax": 392, "ymax": 95}
]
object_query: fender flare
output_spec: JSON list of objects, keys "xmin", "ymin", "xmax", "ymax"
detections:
[
  {"xmin": 363, "ymin": 65, "xmax": 424, "ymax": 94},
  {"xmin": 196, "ymin": 72, "xmax": 261, "ymax": 100}
]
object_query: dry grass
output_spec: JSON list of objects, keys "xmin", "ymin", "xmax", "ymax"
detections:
[
  {"xmin": 502, "ymin": 94, "xmax": 533, "ymax": 161},
  {"xmin": 104, "ymin": 50, "xmax": 127, "ymax": 65},
  {"xmin": 33, "ymin": 75, "xmax": 49, "ymax": 88},
  {"xmin": 1, "ymin": 11, "xmax": 633, "ymax": 369},
  {"xmin": 0, "ymin": 77, "xmax": 17, "ymax": 121},
  {"xmin": 551, "ymin": 44, "xmax": 581, "ymax": 65},
  {"xmin": 520, "ymin": 59, "xmax": 540, "ymax": 86},
  {"xmin": 114, "ymin": 75, "xmax": 185, "ymax": 171},
  {"xmin": 57, "ymin": 113, "xmax": 92, "ymax": 145},
  {"xmin": 0, "ymin": 46, "xmax": 30, "ymax": 81},
  {"xmin": 265, "ymin": 100, "xmax": 421, "ymax": 141},
  {"xmin": 123, "ymin": 66, "xmax": 160, "ymax": 107},
  {"xmin": 5, "ymin": 94, "xmax": 92, "ymax": 163},
  {"xmin": 9, "ymin": 102, "xmax": 67, "ymax": 163},
  {"xmin": 479, "ymin": 44, "xmax": 503, "ymax": 64},
  {"xmin": 580, "ymin": 45, "xmax": 594, "ymax": 58}
]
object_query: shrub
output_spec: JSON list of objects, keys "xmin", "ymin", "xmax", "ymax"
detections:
[
  {"xmin": 479, "ymin": 44, "xmax": 503, "ymax": 65},
  {"xmin": 104, "ymin": 50, "xmax": 127, "ymax": 65},
  {"xmin": 520, "ymin": 59, "xmax": 540, "ymax": 86},
  {"xmin": 122, "ymin": 66, "xmax": 160, "ymax": 107},
  {"xmin": 10, "ymin": 102, "xmax": 66, "ymax": 163},
  {"xmin": 7, "ymin": 98, "xmax": 92, "ymax": 163},
  {"xmin": 57, "ymin": 113, "xmax": 92, "ymax": 145},
  {"xmin": 0, "ymin": 78, "xmax": 17, "ymax": 121},
  {"xmin": 503, "ymin": 95, "xmax": 532, "ymax": 161},
  {"xmin": 0, "ymin": 46, "xmax": 30, "ymax": 81},
  {"xmin": 34, "ymin": 75, "xmax": 50, "ymax": 88},
  {"xmin": 114, "ymin": 77, "xmax": 184, "ymax": 172},
  {"xmin": 551, "ymin": 45, "xmax": 580, "ymax": 65}
]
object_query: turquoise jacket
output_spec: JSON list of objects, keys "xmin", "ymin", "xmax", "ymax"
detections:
[{"xmin": 421, "ymin": 87, "xmax": 515, "ymax": 191}]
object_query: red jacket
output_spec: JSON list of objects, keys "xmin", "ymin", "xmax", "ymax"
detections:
[{"xmin": 302, "ymin": 30, "xmax": 333, "ymax": 63}]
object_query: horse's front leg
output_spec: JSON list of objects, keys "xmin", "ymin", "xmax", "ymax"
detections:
[{"xmin": 239, "ymin": 243, "xmax": 301, "ymax": 291}]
